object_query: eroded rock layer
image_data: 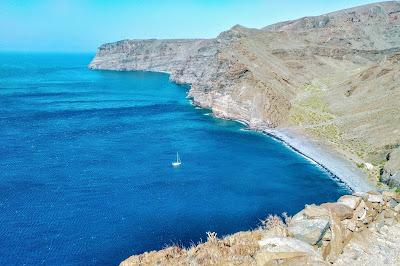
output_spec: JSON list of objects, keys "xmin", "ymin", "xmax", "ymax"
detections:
[{"xmin": 90, "ymin": 2, "xmax": 400, "ymax": 186}]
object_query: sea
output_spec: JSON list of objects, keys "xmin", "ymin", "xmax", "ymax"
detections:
[{"xmin": 0, "ymin": 53, "xmax": 350, "ymax": 265}]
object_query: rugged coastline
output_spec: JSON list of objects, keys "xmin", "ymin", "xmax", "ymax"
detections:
[
  {"xmin": 90, "ymin": 1, "xmax": 400, "ymax": 191},
  {"xmin": 188, "ymin": 95, "xmax": 372, "ymax": 191},
  {"xmin": 89, "ymin": 1, "xmax": 400, "ymax": 264},
  {"xmin": 200, "ymin": 110, "xmax": 373, "ymax": 192}
]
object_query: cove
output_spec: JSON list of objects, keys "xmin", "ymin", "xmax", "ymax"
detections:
[{"xmin": 0, "ymin": 53, "xmax": 350, "ymax": 265}]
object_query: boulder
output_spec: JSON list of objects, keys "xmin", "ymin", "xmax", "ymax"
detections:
[
  {"xmin": 321, "ymin": 203, "xmax": 354, "ymax": 220},
  {"xmin": 258, "ymin": 237, "xmax": 318, "ymax": 255},
  {"xmin": 338, "ymin": 195, "xmax": 361, "ymax": 210},
  {"xmin": 304, "ymin": 204, "xmax": 329, "ymax": 219},
  {"xmin": 256, "ymin": 237, "xmax": 326, "ymax": 265},
  {"xmin": 288, "ymin": 217, "xmax": 330, "ymax": 245},
  {"xmin": 382, "ymin": 191, "xmax": 400, "ymax": 202},
  {"xmin": 325, "ymin": 212, "xmax": 347, "ymax": 263},
  {"xmin": 367, "ymin": 193, "xmax": 383, "ymax": 203},
  {"xmin": 387, "ymin": 199, "xmax": 398, "ymax": 209}
]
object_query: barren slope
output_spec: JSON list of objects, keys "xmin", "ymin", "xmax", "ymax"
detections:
[{"xmin": 90, "ymin": 1, "xmax": 400, "ymax": 188}]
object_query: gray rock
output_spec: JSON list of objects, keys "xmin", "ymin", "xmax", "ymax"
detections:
[
  {"xmin": 288, "ymin": 217, "xmax": 330, "ymax": 245},
  {"xmin": 388, "ymin": 199, "xmax": 398, "ymax": 209},
  {"xmin": 257, "ymin": 237, "xmax": 326, "ymax": 265},
  {"xmin": 367, "ymin": 194, "xmax": 383, "ymax": 203}
]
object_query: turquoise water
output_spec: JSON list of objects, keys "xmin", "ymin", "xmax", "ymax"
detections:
[{"xmin": 0, "ymin": 53, "xmax": 350, "ymax": 265}]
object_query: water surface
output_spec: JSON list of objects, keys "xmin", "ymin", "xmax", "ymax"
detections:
[{"xmin": 0, "ymin": 53, "xmax": 350, "ymax": 265}]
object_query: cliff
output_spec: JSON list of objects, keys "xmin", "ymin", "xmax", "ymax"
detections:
[
  {"xmin": 120, "ymin": 191, "xmax": 400, "ymax": 265},
  {"xmin": 89, "ymin": 2, "xmax": 400, "ymax": 264},
  {"xmin": 90, "ymin": 1, "xmax": 400, "ymax": 190}
]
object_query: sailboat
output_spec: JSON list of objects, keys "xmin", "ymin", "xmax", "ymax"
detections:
[{"xmin": 172, "ymin": 152, "xmax": 182, "ymax": 167}]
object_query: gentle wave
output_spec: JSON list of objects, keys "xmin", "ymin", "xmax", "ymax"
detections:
[{"xmin": 4, "ymin": 103, "xmax": 188, "ymax": 121}]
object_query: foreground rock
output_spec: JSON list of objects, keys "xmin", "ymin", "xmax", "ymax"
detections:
[
  {"xmin": 287, "ymin": 208, "xmax": 330, "ymax": 245},
  {"xmin": 333, "ymin": 221, "xmax": 400, "ymax": 265},
  {"xmin": 90, "ymin": 1, "xmax": 400, "ymax": 188},
  {"xmin": 257, "ymin": 237, "xmax": 326, "ymax": 265},
  {"xmin": 120, "ymin": 191, "xmax": 400, "ymax": 265}
]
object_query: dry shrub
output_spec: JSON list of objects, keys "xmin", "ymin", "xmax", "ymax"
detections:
[
  {"xmin": 206, "ymin": 231, "xmax": 218, "ymax": 243},
  {"xmin": 260, "ymin": 214, "xmax": 284, "ymax": 230},
  {"xmin": 282, "ymin": 212, "xmax": 292, "ymax": 224}
]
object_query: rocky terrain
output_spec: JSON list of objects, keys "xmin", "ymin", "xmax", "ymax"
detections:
[
  {"xmin": 90, "ymin": 1, "xmax": 400, "ymax": 190},
  {"xmin": 120, "ymin": 191, "xmax": 400, "ymax": 265},
  {"xmin": 89, "ymin": 1, "xmax": 400, "ymax": 264}
]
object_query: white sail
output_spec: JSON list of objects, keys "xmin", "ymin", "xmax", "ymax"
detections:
[{"xmin": 172, "ymin": 152, "xmax": 182, "ymax": 167}]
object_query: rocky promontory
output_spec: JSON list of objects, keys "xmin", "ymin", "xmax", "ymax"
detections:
[
  {"xmin": 90, "ymin": 1, "xmax": 400, "ymax": 191},
  {"xmin": 120, "ymin": 191, "xmax": 400, "ymax": 265}
]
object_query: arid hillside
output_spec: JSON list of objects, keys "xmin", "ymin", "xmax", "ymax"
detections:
[{"xmin": 90, "ymin": 1, "xmax": 400, "ymax": 188}]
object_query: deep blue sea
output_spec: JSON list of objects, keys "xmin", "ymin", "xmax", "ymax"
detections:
[{"xmin": 0, "ymin": 53, "xmax": 350, "ymax": 265}]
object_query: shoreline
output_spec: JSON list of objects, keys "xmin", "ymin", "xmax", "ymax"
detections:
[
  {"xmin": 92, "ymin": 67, "xmax": 377, "ymax": 192},
  {"xmin": 262, "ymin": 128, "xmax": 375, "ymax": 192},
  {"xmin": 188, "ymin": 98, "xmax": 375, "ymax": 192}
]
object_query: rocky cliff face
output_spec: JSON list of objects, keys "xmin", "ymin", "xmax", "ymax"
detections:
[
  {"xmin": 90, "ymin": 1, "xmax": 400, "ymax": 187},
  {"xmin": 120, "ymin": 191, "xmax": 400, "ymax": 265}
]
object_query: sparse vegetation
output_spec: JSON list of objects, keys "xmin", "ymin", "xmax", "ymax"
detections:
[
  {"xmin": 260, "ymin": 214, "xmax": 284, "ymax": 230},
  {"xmin": 206, "ymin": 231, "xmax": 218, "ymax": 243},
  {"xmin": 282, "ymin": 212, "xmax": 292, "ymax": 224}
]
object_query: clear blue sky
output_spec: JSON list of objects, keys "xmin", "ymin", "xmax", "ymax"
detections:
[{"xmin": 0, "ymin": 0, "xmax": 379, "ymax": 52}]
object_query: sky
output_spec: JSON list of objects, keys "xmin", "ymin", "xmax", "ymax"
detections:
[{"xmin": 0, "ymin": 0, "xmax": 379, "ymax": 52}]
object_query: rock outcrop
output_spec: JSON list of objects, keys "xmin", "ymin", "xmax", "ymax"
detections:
[
  {"xmin": 381, "ymin": 147, "xmax": 400, "ymax": 187},
  {"xmin": 120, "ymin": 191, "xmax": 400, "ymax": 265},
  {"xmin": 90, "ymin": 1, "xmax": 400, "ymax": 188}
]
